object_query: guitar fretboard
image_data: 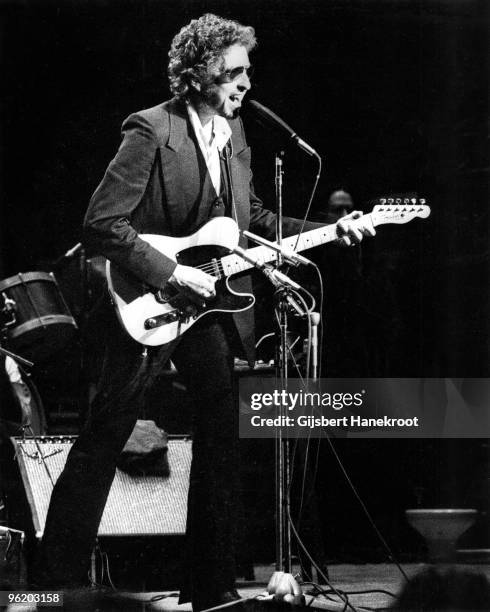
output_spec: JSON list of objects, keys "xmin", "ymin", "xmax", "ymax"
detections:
[
  {"xmin": 220, "ymin": 221, "xmax": 345, "ymax": 277},
  {"xmin": 196, "ymin": 202, "xmax": 430, "ymax": 279}
]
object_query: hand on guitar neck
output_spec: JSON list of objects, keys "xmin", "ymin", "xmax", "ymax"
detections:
[
  {"xmin": 168, "ymin": 264, "xmax": 217, "ymax": 302},
  {"xmin": 335, "ymin": 210, "xmax": 376, "ymax": 246}
]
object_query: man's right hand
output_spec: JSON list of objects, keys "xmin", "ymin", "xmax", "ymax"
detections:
[{"xmin": 168, "ymin": 264, "xmax": 217, "ymax": 301}]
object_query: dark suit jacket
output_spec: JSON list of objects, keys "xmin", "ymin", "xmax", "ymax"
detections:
[{"xmin": 84, "ymin": 97, "xmax": 322, "ymax": 364}]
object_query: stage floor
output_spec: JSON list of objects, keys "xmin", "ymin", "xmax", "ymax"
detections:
[
  {"xmin": 4, "ymin": 562, "xmax": 490, "ymax": 611},
  {"xmin": 110, "ymin": 562, "xmax": 490, "ymax": 611}
]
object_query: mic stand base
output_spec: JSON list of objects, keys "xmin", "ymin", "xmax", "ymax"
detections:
[{"xmin": 255, "ymin": 571, "xmax": 305, "ymax": 605}]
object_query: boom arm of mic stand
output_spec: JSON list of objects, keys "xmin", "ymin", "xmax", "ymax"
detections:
[{"xmin": 0, "ymin": 346, "xmax": 34, "ymax": 369}]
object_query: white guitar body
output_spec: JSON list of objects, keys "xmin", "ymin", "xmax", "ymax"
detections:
[{"xmin": 107, "ymin": 217, "xmax": 254, "ymax": 347}]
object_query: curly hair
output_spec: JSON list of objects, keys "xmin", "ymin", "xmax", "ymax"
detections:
[{"xmin": 168, "ymin": 14, "xmax": 257, "ymax": 98}]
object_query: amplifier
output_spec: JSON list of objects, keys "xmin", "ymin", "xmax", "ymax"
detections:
[{"xmin": 11, "ymin": 435, "xmax": 192, "ymax": 538}]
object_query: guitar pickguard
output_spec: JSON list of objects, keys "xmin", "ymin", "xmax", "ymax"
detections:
[{"xmin": 108, "ymin": 240, "xmax": 254, "ymax": 347}]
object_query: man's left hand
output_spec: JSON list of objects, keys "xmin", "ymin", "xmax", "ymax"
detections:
[{"xmin": 335, "ymin": 210, "xmax": 376, "ymax": 246}]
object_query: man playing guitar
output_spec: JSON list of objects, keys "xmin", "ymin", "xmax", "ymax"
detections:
[{"xmin": 33, "ymin": 14, "xmax": 373, "ymax": 610}]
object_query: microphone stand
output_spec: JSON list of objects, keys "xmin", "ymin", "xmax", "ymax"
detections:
[
  {"xmin": 271, "ymin": 150, "xmax": 303, "ymax": 599},
  {"xmin": 247, "ymin": 101, "xmax": 324, "ymax": 599},
  {"xmin": 233, "ymin": 241, "xmax": 307, "ymax": 602},
  {"xmin": 52, "ymin": 243, "xmax": 91, "ymax": 424},
  {"xmin": 234, "ymin": 191, "xmax": 308, "ymax": 601},
  {"xmin": 235, "ymin": 149, "xmax": 316, "ymax": 601},
  {"xmin": 273, "ymin": 151, "xmax": 290, "ymax": 577}
]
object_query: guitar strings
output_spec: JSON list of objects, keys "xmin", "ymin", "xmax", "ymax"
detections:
[
  {"xmin": 195, "ymin": 260, "xmax": 226, "ymax": 277},
  {"xmin": 196, "ymin": 262, "xmax": 219, "ymax": 273}
]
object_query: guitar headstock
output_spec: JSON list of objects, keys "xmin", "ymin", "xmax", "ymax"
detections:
[{"xmin": 371, "ymin": 197, "xmax": 431, "ymax": 226}]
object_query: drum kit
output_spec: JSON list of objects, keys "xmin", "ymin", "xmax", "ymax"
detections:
[
  {"xmin": 0, "ymin": 246, "xmax": 94, "ymax": 436},
  {"xmin": 0, "ymin": 271, "xmax": 77, "ymax": 363}
]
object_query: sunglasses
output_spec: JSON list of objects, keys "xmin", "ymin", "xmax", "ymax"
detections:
[{"xmin": 216, "ymin": 65, "xmax": 255, "ymax": 83}]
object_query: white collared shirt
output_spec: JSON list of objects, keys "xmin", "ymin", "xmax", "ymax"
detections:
[{"xmin": 186, "ymin": 101, "xmax": 232, "ymax": 195}]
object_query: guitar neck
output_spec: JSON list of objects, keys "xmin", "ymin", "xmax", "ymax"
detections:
[{"xmin": 220, "ymin": 216, "xmax": 368, "ymax": 278}]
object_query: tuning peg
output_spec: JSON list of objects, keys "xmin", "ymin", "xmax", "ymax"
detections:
[
  {"xmin": 396, "ymin": 198, "xmax": 401, "ymax": 204},
  {"xmin": 380, "ymin": 198, "xmax": 386, "ymax": 205},
  {"xmin": 420, "ymin": 198, "xmax": 426, "ymax": 204},
  {"xmin": 388, "ymin": 198, "xmax": 394, "ymax": 204}
]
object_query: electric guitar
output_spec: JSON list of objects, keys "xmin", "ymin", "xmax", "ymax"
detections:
[{"xmin": 107, "ymin": 200, "xmax": 430, "ymax": 347}]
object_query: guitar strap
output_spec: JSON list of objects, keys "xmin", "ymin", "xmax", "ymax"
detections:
[{"xmin": 222, "ymin": 140, "xmax": 239, "ymax": 226}]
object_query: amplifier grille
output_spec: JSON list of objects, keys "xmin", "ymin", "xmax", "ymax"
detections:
[{"xmin": 11, "ymin": 436, "xmax": 192, "ymax": 537}]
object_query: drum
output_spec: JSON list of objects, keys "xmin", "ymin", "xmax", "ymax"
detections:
[
  {"xmin": 0, "ymin": 272, "xmax": 77, "ymax": 362},
  {"xmin": 1, "ymin": 355, "xmax": 47, "ymax": 436}
]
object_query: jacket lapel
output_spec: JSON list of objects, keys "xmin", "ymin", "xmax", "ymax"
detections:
[
  {"xmin": 159, "ymin": 100, "xmax": 202, "ymax": 235},
  {"xmin": 159, "ymin": 101, "xmax": 252, "ymax": 236}
]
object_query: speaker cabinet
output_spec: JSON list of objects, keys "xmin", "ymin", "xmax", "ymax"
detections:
[{"xmin": 10, "ymin": 435, "xmax": 192, "ymax": 538}]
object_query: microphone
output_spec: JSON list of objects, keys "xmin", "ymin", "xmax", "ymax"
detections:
[
  {"xmin": 242, "ymin": 230, "xmax": 312, "ymax": 267},
  {"xmin": 248, "ymin": 99, "xmax": 319, "ymax": 158},
  {"xmin": 263, "ymin": 268, "xmax": 301, "ymax": 291},
  {"xmin": 233, "ymin": 246, "xmax": 301, "ymax": 290},
  {"xmin": 63, "ymin": 242, "xmax": 83, "ymax": 258},
  {"xmin": 52, "ymin": 242, "xmax": 84, "ymax": 268},
  {"xmin": 309, "ymin": 311, "xmax": 321, "ymax": 380}
]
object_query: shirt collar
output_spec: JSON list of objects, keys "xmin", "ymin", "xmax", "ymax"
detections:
[{"xmin": 186, "ymin": 100, "xmax": 231, "ymax": 153}]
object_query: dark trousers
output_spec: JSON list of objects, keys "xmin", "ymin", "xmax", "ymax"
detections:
[{"xmin": 34, "ymin": 311, "xmax": 240, "ymax": 602}]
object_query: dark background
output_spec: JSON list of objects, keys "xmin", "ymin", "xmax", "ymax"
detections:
[{"xmin": 0, "ymin": 0, "xmax": 489, "ymax": 568}]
